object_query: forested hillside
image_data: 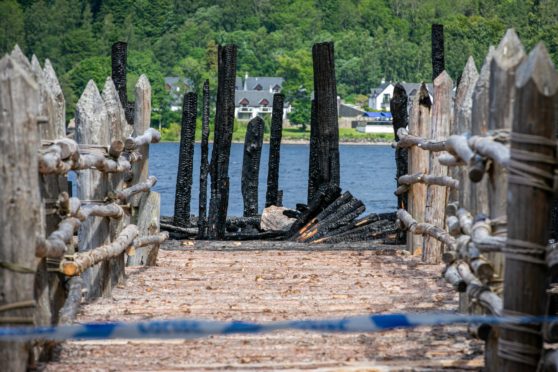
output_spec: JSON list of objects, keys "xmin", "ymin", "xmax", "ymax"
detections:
[{"xmin": 1, "ymin": 0, "xmax": 557, "ymax": 127}]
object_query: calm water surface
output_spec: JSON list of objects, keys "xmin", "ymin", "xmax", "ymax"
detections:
[{"xmin": 150, "ymin": 143, "xmax": 397, "ymax": 217}]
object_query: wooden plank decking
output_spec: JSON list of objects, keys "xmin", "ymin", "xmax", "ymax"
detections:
[{"xmin": 42, "ymin": 242, "xmax": 483, "ymax": 371}]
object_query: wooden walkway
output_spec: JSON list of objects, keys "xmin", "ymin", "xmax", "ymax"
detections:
[{"xmin": 42, "ymin": 242, "xmax": 483, "ymax": 371}]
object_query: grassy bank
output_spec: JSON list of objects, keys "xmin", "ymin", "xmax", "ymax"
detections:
[{"xmin": 160, "ymin": 121, "xmax": 394, "ymax": 143}]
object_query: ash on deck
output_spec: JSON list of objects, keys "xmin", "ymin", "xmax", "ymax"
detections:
[{"xmin": 44, "ymin": 242, "xmax": 483, "ymax": 371}]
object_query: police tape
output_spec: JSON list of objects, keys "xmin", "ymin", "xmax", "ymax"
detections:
[{"xmin": 0, "ymin": 313, "xmax": 546, "ymax": 341}]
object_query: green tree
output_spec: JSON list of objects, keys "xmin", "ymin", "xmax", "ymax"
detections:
[{"xmin": 0, "ymin": 0, "xmax": 25, "ymax": 53}]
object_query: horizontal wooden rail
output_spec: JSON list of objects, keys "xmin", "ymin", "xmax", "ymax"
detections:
[
  {"xmin": 395, "ymin": 173, "xmax": 459, "ymax": 195},
  {"xmin": 59, "ymin": 224, "xmax": 139, "ymax": 276},
  {"xmin": 125, "ymin": 128, "xmax": 161, "ymax": 151},
  {"xmin": 396, "ymin": 209, "xmax": 456, "ymax": 250}
]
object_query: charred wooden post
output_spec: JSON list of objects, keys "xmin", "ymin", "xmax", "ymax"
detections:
[
  {"xmin": 407, "ymin": 84, "xmax": 432, "ymax": 254},
  {"xmin": 265, "ymin": 93, "xmax": 285, "ymax": 207},
  {"xmin": 391, "ymin": 84, "xmax": 408, "ymax": 217},
  {"xmin": 174, "ymin": 92, "xmax": 197, "ymax": 227},
  {"xmin": 198, "ymin": 80, "xmax": 210, "ymax": 238},
  {"xmin": 307, "ymin": 99, "xmax": 318, "ymax": 202},
  {"xmin": 242, "ymin": 117, "xmax": 264, "ymax": 216},
  {"xmin": 208, "ymin": 45, "xmax": 237, "ymax": 239},
  {"xmin": 309, "ymin": 42, "xmax": 340, "ymax": 196},
  {"xmin": 431, "ymin": 24, "xmax": 445, "ymax": 80},
  {"xmin": 469, "ymin": 46, "xmax": 495, "ymax": 215},
  {"xmin": 499, "ymin": 44, "xmax": 558, "ymax": 371},
  {"xmin": 423, "ymin": 71, "xmax": 453, "ymax": 264},
  {"xmin": 111, "ymin": 41, "xmax": 133, "ymax": 124},
  {"xmin": 290, "ymin": 184, "xmax": 341, "ymax": 236},
  {"xmin": 0, "ymin": 54, "xmax": 42, "ymax": 372}
]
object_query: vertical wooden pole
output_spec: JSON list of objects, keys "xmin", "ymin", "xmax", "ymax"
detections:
[
  {"xmin": 111, "ymin": 41, "xmax": 133, "ymax": 125},
  {"xmin": 406, "ymin": 84, "xmax": 432, "ymax": 254},
  {"xmin": 391, "ymin": 83, "xmax": 408, "ymax": 245},
  {"xmin": 499, "ymin": 43, "xmax": 557, "ymax": 371},
  {"xmin": 174, "ymin": 92, "xmax": 197, "ymax": 227},
  {"xmin": 432, "ymin": 24, "xmax": 445, "ymax": 81},
  {"xmin": 487, "ymin": 29, "xmax": 525, "ymax": 277},
  {"xmin": 102, "ymin": 76, "xmax": 130, "ymax": 285},
  {"xmin": 0, "ymin": 54, "xmax": 41, "ymax": 372},
  {"xmin": 198, "ymin": 80, "xmax": 210, "ymax": 238},
  {"xmin": 469, "ymin": 46, "xmax": 495, "ymax": 216},
  {"xmin": 31, "ymin": 55, "xmax": 68, "ymax": 339},
  {"xmin": 265, "ymin": 93, "xmax": 284, "ymax": 207},
  {"xmin": 75, "ymin": 80, "xmax": 111, "ymax": 298},
  {"xmin": 127, "ymin": 75, "xmax": 160, "ymax": 266},
  {"xmin": 391, "ymin": 83, "xmax": 408, "ymax": 210},
  {"xmin": 307, "ymin": 99, "xmax": 318, "ymax": 203},
  {"xmin": 310, "ymin": 42, "xmax": 340, "ymax": 197},
  {"xmin": 450, "ymin": 57, "xmax": 478, "ymax": 208},
  {"xmin": 242, "ymin": 117, "xmax": 264, "ymax": 216},
  {"xmin": 208, "ymin": 44, "xmax": 237, "ymax": 239},
  {"xmin": 423, "ymin": 71, "xmax": 452, "ymax": 264}
]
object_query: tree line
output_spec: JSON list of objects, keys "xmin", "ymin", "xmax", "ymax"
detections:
[{"xmin": 1, "ymin": 0, "xmax": 556, "ymax": 127}]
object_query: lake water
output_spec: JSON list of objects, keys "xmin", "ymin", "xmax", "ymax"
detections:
[{"xmin": 150, "ymin": 142, "xmax": 397, "ymax": 217}]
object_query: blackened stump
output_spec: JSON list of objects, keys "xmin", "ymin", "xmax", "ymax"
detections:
[
  {"xmin": 309, "ymin": 42, "xmax": 340, "ymax": 200},
  {"xmin": 208, "ymin": 44, "xmax": 237, "ymax": 239},
  {"xmin": 111, "ymin": 42, "xmax": 133, "ymax": 124},
  {"xmin": 198, "ymin": 80, "xmax": 210, "ymax": 238},
  {"xmin": 307, "ymin": 99, "xmax": 318, "ymax": 203},
  {"xmin": 432, "ymin": 24, "xmax": 445, "ymax": 81},
  {"xmin": 391, "ymin": 83, "xmax": 408, "ymax": 210},
  {"xmin": 266, "ymin": 93, "xmax": 284, "ymax": 207},
  {"xmin": 242, "ymin": 117, "xmax": 264, "ymax": 216},
  {"xmin": 174, "ymin": 92, "xmax": 197, "ymax": 227}
]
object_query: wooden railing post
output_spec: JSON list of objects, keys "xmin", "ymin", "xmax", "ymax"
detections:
[
  {"xmin": 102, "ymin": 76, "xmax": 130, "ymax": 285},
  {"xmin": 423, "ymin": 71, "xmax": 452, "ymax": 263},
  {"xmin": 242, "ymin": 117, "xmax": 264, "ymax": 216},
  {"xmin": 468, "ymin": 46, "xmax": 495, "ymax": 216},
  {"xmin": 127, "ymin": 75, "xmax": 161, "ymax": 266},
  {"xmin": 499, "ymin": 43, "xmax": 558, "ymax": 371},
  {"xmin": 0, "ymin": 53, "xmax": 42, "ymax": 372},
  {"xmin": 406, "ymin": 84, "xmax": 432, "ymax": 254},
  {"xmin": 450, "ymin": 57, "xmax": 478, "ymax": 208},
  {"xmin": 75, "ymin": 80, "xmax": 111, "ymax": 298}
]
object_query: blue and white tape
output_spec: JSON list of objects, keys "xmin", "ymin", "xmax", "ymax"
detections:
[{"xmin": 0, "ymin": 313, "xmax": 546, "ymax": 341}]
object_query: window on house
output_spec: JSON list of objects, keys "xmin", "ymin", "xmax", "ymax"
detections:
[
  {"xmin": 240, "ymin": 98, "xmax": 249, "ymax": 107},
  {"xmin": 260, "ymin": 99, "xmax": 269, "ymax": 107},
  {"xmin": 254, "ymin": 84, "xmax": 262, "ymax": 91},
  {"xmin": 383, "ymin": 93, "xmax": 390, "ymax": 103}
]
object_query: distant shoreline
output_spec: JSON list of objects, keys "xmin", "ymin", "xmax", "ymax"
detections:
[{"xmin": 159, "ymin": 140, "xmax": 393, "ymax": 146}]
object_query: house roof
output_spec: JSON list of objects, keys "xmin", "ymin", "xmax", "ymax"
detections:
[
  {"xmin": 339, "ymin": 103, "xmax": 365, "ymax": 118},
  {"xmin": 399, "ymin": 83, "xmax": 434, "ymax": 97},
  {"xmin": 164, "ymin": 76, "xmax": 194, "ymax": 89},
  {"xmin": 244, "ymin": 77, "xmax": 284, "ymax": 91},
  {"xmin": 235, "ymin": 90, "xmax": 277, "ymax": 107},
  {"xmin": 370, "ymin": 82, "xmax": 392, "ymax": 98},
  {"xmin": 235, "ymin": 77, "xmax": 243, "ymax": 90}
]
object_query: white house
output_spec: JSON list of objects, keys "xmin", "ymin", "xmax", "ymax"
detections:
[
  {"xmin": 164, "ymin": 77, "xmax": 193, "ymax": 111},
  {"xmin": 235, "ymin": 75, "xmax": 291, "ymax": 121},
  {"xmin": 368, "ymin": 81, "xmax": 434, "ymax": 112}
]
